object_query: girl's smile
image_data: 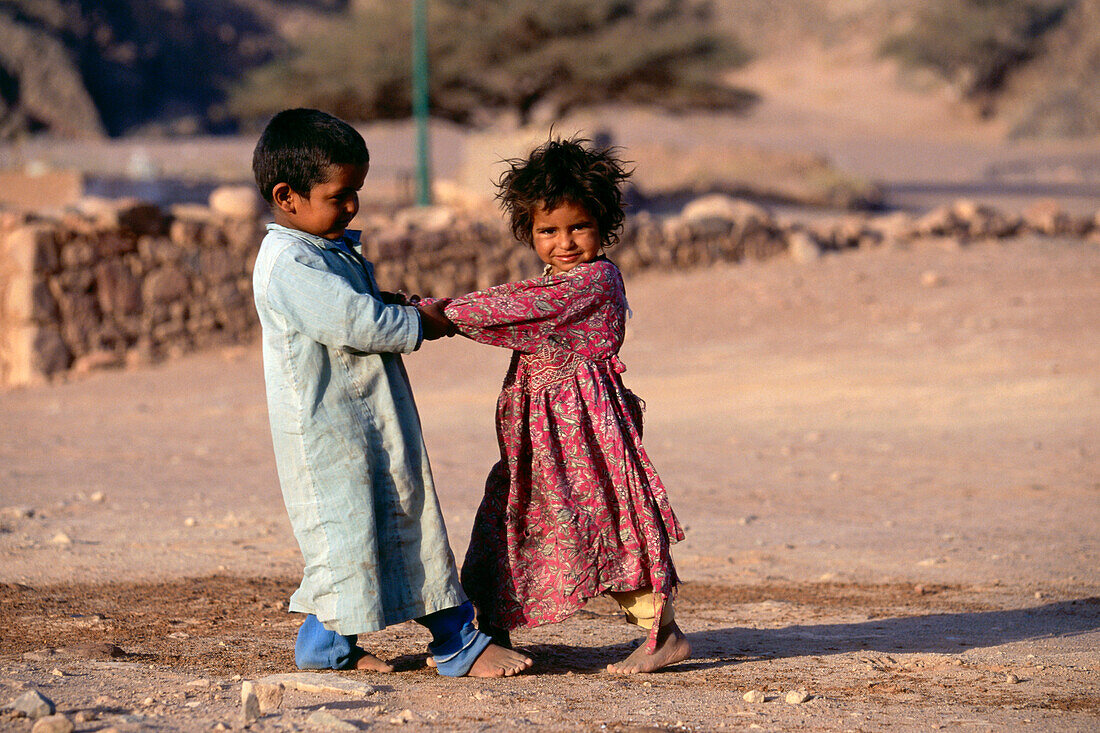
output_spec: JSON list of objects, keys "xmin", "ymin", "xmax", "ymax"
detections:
[{"xmin": 531, "ymin": 200, "xmax": 601, "ymax": 274}]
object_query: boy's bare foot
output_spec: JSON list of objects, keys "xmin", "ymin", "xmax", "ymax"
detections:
[
  {"xmin": 607, "ymin": 622, "xmax": 691, "ymax": 674},
  {"xmin": 354, "ymin": 652, "xmax": 395, "ymax": 672},
  {"xmin": 467, "ymin": 643, "xmax": 533, "ymax": 677}
]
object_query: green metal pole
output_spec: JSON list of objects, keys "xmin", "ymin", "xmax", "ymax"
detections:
[{"xmin": 412, "ymin": 0, "xmax": 431, "ymax": 206}]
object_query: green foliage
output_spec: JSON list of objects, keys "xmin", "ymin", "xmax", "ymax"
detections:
[
  {"xmin": 881, "ymin": 0, "xmax": 1071, "ymax": 97},
  {"xmin": 227, "ymin": 0, "xmax": 753, "ymax": 126}
]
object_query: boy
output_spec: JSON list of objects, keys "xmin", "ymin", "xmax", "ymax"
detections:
[{"xmin": 251, "ymin": 108, "xmax": 531, "ymax": 677}]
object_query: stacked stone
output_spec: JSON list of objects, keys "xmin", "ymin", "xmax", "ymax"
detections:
[
  {"xmin": 1, "ymin": 190, "xmax": 1097, "ymax": 386},
  {"xmin": 0, "ymin": 193, "xmax": 264, "ymax": 385}
]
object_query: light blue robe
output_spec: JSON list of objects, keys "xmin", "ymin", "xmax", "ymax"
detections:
[{"xmin": 252, "ymin": 223, "xmax": 465, "ymax": 635}]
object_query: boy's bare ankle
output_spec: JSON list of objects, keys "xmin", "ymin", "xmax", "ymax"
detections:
[{"xmin": 354, "ymin": 652, "xmax": 395, "ymax": 673}]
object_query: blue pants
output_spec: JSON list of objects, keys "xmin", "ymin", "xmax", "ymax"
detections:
[{"xmin": 295, "ymin": 601, "xmax": 492, "ymax": 677}]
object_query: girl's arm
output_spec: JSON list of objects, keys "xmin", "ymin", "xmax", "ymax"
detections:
[{"xmin": 440, "ymin": 262, "xmax": 616, "ymax": 352}]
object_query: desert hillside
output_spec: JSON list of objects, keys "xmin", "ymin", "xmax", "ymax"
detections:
[{"xmin": 0, "ymin": 0, "xmax": 1096, "ymax": 139}]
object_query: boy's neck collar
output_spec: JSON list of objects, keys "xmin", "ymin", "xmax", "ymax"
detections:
[{"xmin": 267, "ymin": 222, "xmax": 360, "ymax": 249}]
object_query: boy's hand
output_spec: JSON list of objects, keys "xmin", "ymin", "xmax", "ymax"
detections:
[{"xmin": 417, "ymin": 301, "xmax": 456, "ymax": 341}]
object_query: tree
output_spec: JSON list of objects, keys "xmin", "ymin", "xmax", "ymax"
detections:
[{"xmin": 227, "ymin": 0, "xmax": 754, "ymax": 126}]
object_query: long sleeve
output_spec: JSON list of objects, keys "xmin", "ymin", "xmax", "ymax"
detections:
[
  {"xmin": 262, "ymin": 242, "xmax": 421, "ymax": 355},
  {"xmin": 441, "ymin": 261, "xmax": 617, "ymax": 353}
]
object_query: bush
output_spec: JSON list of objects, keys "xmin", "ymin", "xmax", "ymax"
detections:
[
  {"xmin": 227, "ymin": 0, "xmax": 754, "ymax": 126},
  {"xmin": 881, "ymin": 0, "xmax": 1071, "ymax": 98}
]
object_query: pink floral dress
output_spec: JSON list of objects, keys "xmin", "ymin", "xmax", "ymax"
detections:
[{"xmin": 437, "ymin": 257, "xmax": 684, "ymax": 639}]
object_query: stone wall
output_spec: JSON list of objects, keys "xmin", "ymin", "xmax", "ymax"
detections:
[{"xmin": 1, "ymin": 193, "xmax": 1097, "ymax": 386}]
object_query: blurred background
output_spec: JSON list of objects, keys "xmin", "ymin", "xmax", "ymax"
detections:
[{"xmin": 0, "ymin": 0, "xmax": 1097, "ymax": 218}]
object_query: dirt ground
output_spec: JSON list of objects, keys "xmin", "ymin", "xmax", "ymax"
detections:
[{"xmin": 1, "ymin": 227, "xmax": 1098, "ymax": 730}]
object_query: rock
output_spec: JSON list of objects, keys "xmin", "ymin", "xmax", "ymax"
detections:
[
  {"xmin": 1, "ymin": 506, "xmax": 35, "ymax": 519},
  {"xmin": 31, "ymin": 715, "xmax": 73, "ymax": 733},
  {"xmin": 94, "ymin": 260, "xmax": 142, "ymax": 316},
  {"xmin": 89, "ymin": 491, "xmax": 106, "ymax": 503},
  {"xmin": 62, "ymin": 642, "xmax": 125, "ymax": 660},
  {"xmin": 142, "ymin": 268, "xmax": 190, "ymax": 304},
  {"xmin": 10, "ymin": 689, "xmax": 55, "ymax": 719},
  {"xmin": 395, "ymin": 205, "xmax": 457, "ymax": 233},
  {"xmin": 785, "ymin": 690, "xmax": 811, "ymax": 704},
  {"xmin": 257, "ymin": 672, "xmax": 376, "ymax": 699},
  {"xmin": 252, "ymin": 681, "xmax": 284, "ymax": 712},
  {"xmin": 1023, "ymin": 199, "xmax": 1070, "ymax": 235},
  {"xmin": 915, "ymin": 204, "xmax": 961, "ymax": 236},
  {"xmin": 209, "ymin": 186, "xmax": 264, "ymax": 220},
  {"xmin": 1005, "ymin": 673, "xmax": 1020, "ymax": 684},
  {"xmin": 72, "ymin": 350, "xmax": 123, "ymax": 374},
  {"xmin": 8, "ymin": 325, "xmax": 72, "ymax": 384},
  {"xmin": 49, "ymin": 531, "xmax": 72, "ymax": 545},
  {"xmin": 682, "ymin": 194, "xmax": 772, "ymax": 229},
  {"xmin": 920, "ymin": 270, "xmax": 944, "ymax": 288},
  {"xmin": 389, "ymin": 708, "xmax": 417, "ymax": 724},
  {"xmin": 742, "ymin": 689, "xmax": 766, "ymax": 703},
  {"xmin": 306, "ymin": 709, "xmax": 358, "ymax": 731},
  {"xmin": 240, "ymin": 682, "xmax": 260, "ymax": 724},
  {"xmin": 787, "ymin": 230, "xmax": 822, "ymax": 263}
]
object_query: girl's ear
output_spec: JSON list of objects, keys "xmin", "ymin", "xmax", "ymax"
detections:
[{"xmin": 272, "ymin": 182, "xmax": 297, "ymax": 214}]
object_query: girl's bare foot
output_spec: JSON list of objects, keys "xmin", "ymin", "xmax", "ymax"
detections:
[
  {"xmin": 354, "ymin": 652, "xmax": 395, "ymax": 672},
  {"xmin": 467, "ymin": 643, "xmax": 533, "ymax": 677},
  {"xmin": 607, "ymin": 622, "xmax": 691, "ymax": 674}
]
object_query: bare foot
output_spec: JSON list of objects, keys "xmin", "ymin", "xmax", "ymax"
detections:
[
  {"xmin": 607, "ymin": 622, "xmax": 691, "ymax": 674},
  {"xmin": 467, "ymin": 643, "xmax": 533, "ymax": 678},
  {"xmin": 354, "ymin": 652, "xmax": 395, "ymax": 673}
]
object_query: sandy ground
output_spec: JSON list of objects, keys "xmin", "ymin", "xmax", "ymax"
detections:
[{"xmin": 1, "ymin": 230, "xmax": 1098, "ymax": 731}]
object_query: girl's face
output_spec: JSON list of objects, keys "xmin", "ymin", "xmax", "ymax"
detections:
[{"xmin": 531, "ymin": 200, "xmax": 601, "ymax": 274}]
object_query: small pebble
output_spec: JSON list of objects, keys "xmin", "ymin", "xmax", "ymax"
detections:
[
  {"xmin": 307, "ymin": 709, "xmax": 357, "ymax": 731},
  {"xmin": 50, "ymin": 532, "xmax": 72, "ymax": 546},
  {"xmin": 1, "ymin": 506, "xmax": 34, "ymax": 519},
  {"xmin": 89, "ymin": 491, "xmax": 106, "ymax": 503},
  {"xmin": 1005, "ymin": 673, "xmax": 1020, "ymax": 684},
  {"xmin": 50, "ymin": 668, "xmax": 64, "ymax": 677},
  {"xmin": 743, "ymin": 689, "xmax": 766, "ymax": 704},
  {"xmin": 785, "ymin": 690, "xmax": 810, "ymax": 705},
  {"xmin": 141, "ymin": 697, "xmax": 155, "ymax": 707},
  {"xmin": 389, "ymin": 709, "xmax": 416, "ymax": 725},
  {"xmin": 1034, "ymin": 591, "xmax": 1043, "ymax": 599},
  {"xmin": 184, "ymin": 517, "xmax": 197, "ymax": 527},
  {"xmin": 31, "ymin": 715, "xmax": 73, "ymax": 733},
  {"xmin": 73, "ymin": 711, "xmax": 97, "ymax": 723},
  {"xmin": 920, "ymin": 270, "xmax": 944, "ymax": 287}
]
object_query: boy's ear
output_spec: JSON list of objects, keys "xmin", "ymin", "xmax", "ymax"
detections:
[{"xmin": 271, "ymin": 182, "xmax": 297, "ymax": 214}]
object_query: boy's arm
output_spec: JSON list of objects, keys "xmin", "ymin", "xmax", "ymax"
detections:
[{"xmin": 263, "ymin": 245, "xmax": 422, "ymax": 354}]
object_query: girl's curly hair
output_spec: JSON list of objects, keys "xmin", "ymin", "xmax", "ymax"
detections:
[{"xmin": 496, "ymin": 137, "xmax": 633, "ymax": 248}]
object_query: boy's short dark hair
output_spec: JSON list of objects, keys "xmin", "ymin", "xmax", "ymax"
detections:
[
  {"xmin": 252, "ymin": 108, "xmax": 370, "ymax": 203},
  {"xmin": 497, "ymin": 137, "xmax": 632, "ymax": 248}
]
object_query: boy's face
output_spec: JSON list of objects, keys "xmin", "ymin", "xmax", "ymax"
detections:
[
  {"xmin": 272, "ymin": 163, "xmax": 368, "ymax": 240},
  {"xmin": 531, "ymin": 200, "xmax": 601, "ymax": 274}
]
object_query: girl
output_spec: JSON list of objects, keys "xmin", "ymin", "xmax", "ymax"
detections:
[{"xmin": 436, "ymin": 138, "xmax": 689, "ymax": 673}]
